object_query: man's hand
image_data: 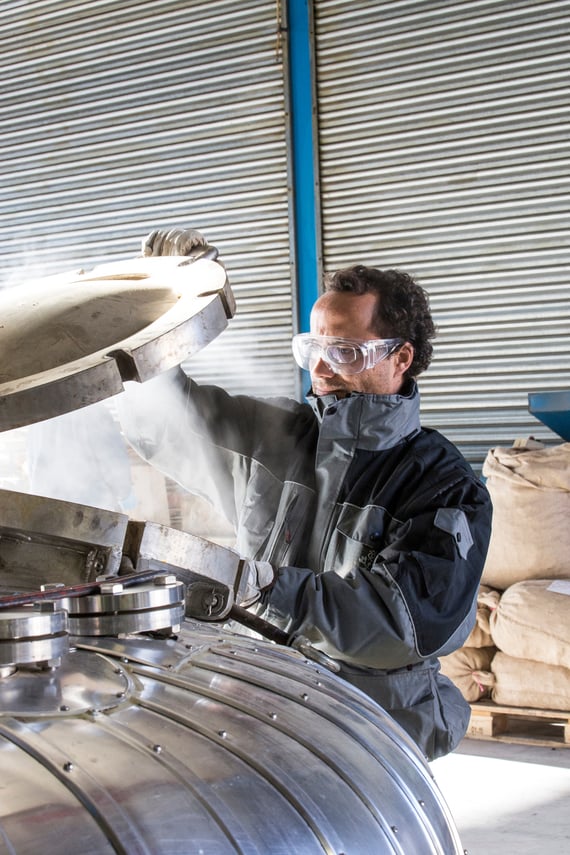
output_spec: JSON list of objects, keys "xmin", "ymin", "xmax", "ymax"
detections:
[
  {"xmin": 239, "ymin": 560, "xmax": 276, "ymax": 608},
  {"xmin": 142, "ymin": 227, "xmax": 208, "ymax": 257}
]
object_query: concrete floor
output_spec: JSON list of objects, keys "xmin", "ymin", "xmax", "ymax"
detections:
[{"xmin": 432, "ymin": 738, "xmax": 570, "ymax": 854}]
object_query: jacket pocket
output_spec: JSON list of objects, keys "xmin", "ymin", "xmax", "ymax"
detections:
[
  {"xmin": 323, "ymin": 502, "xmax": 393, "ymax": 575},
  {"xmin": 261, "ymin": 481, "xmax": 315, "ymax": 565}
]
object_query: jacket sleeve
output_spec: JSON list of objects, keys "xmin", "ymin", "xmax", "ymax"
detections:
[
  {"xmin": 263, "ymin": 473, "xmax": 492, "ymax": 670},
  {"xmin": 117, "ymin": 367, "xmax": 311, "ymax": 528}
]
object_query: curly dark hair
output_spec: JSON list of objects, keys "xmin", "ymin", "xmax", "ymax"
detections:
[{"xmin": 324, "ymin": 265, "xmax": 437, "ymax": 377}]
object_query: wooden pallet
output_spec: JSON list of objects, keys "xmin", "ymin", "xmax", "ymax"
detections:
[{"xmin": 468, "ymin": 701, "xmax": 570, "ymax": 748}]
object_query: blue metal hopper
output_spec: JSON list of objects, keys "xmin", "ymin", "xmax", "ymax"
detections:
[{"xmin": 528, "ymin": 390, "xmax": 570, "ymax": 441}]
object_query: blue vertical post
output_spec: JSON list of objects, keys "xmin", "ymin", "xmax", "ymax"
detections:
[
  {"xmin": 287, "ymin": 0, "xmax": 320, "ymax": 335},
  {"xmin": 286, "ymin": 0, "xmax": 321, "ymax": 398}
]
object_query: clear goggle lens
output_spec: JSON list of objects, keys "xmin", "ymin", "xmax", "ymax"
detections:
[{"xmin": 292, "ymin": 334, "xmax": 403, "ymax": 375}]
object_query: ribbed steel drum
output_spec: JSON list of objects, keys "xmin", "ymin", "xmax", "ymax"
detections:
[{"xmin": 0, "ymin": 613, "xmax": 463, "ymax": 855}]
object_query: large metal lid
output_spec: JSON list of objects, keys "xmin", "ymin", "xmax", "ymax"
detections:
[{"xmin": 0, "ymin": 246, "xmax": 234, "ymax": 431}]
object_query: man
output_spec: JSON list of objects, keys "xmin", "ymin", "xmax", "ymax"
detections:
[{"xmin": 119, "ymin": 228, "xmax": 492, "ymax": 760}]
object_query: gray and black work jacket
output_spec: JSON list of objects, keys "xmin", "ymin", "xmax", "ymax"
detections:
[{"xmin": 119, "ymin": 367, "xmax": 492, "ymax": 760}]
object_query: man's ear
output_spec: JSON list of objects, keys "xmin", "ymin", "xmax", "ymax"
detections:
[{"xmin": 395, "ymin": 341, "xmax": 414, "ymax": 376}]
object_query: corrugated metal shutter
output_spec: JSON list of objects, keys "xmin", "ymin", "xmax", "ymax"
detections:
[
  {"xmin": 0, "ymin": 0, "xmax": 294, "ymax": 396},
  {"xmin": 314, "ymin": 0, "xmax": 570, "ymax": 469}
]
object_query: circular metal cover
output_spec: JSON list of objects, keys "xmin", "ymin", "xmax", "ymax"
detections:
[{"xmin": 0, "ymin": 251, "xmax": 234, "ymax": 431}]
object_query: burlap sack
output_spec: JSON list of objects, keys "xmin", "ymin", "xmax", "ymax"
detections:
[
  {"xmin": 491, "ymin": 652, "xmax": 570, "ymax": 711},
  {"xmin": 465, "ymin": 585, "xmax": 500, "ymax": 647},
  {"xmin": 481, "ymin": 443, "xmax": 570, "ymax": 589},
  {"xmin": 440, "ymin": 646, "xmax": 496, "ymax": 703},
  {"xmin": 490, "ymin": 579, "xmax": 570, "ymax": 669}
]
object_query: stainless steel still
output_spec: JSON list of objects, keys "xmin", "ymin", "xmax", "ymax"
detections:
[
  {"xmin": 0, "ymin": 488, "xmax": 465, "ymax": 854},
  {"xmin": 0, "ymin": 607, "xmax": 463, "ymax": 854}
]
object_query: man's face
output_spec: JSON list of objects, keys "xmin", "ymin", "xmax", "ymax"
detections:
[{"xmin": 309, "ymin": 291, "xmax": 413, "ymax": 398}]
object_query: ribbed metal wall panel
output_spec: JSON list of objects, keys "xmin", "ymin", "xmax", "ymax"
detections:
[
  {"xmin": 0, "ymin": 0, "xmax": 294, "ymax": 396},
  {"xmin": 314, "ymin": 0, "xmax": 570, "ymax": 468}
]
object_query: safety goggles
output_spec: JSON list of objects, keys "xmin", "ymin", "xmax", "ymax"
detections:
[{"xmin": 292, "ymin": 334, "xmax": 404, "ymax": 375}]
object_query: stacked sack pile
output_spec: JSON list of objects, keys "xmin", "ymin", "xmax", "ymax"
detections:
[{"xmin": 441, "ymin": 440, "xmax": 570, "ymax": 712}]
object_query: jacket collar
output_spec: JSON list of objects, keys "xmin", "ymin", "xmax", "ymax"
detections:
[{"xmin": 306, "ymin": 380, "xmax": 421, "ymax": 451}]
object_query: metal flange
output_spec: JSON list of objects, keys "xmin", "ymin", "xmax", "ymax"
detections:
[
  {"xmin": 63, "ymin": 577, "xmax": 185, "ymax": 637},
  {"xmin": 0, "ymin": 605, "xmax": 69, "ymax": 670}
]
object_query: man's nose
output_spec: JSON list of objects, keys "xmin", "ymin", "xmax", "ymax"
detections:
[{"xmin": 311, "ymin": 356, "xmax": 336, "ymax": 378}]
